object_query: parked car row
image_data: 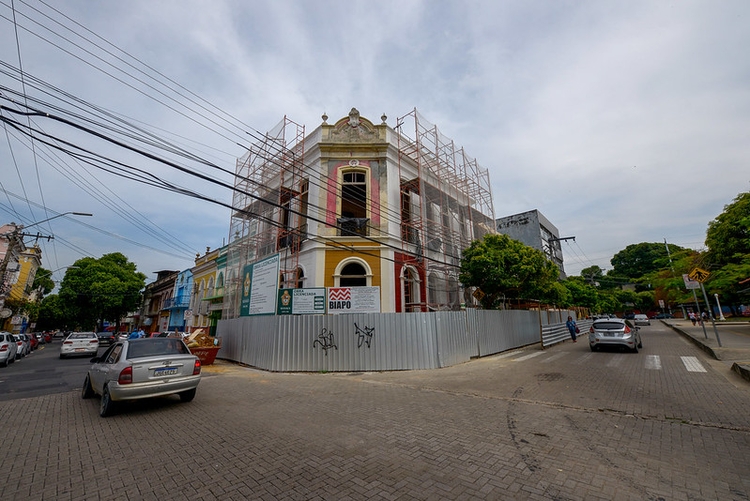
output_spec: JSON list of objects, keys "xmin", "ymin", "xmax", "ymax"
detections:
[{"xmin": 0, "ymin": 331, "xmax": 50, "ymax": 367}]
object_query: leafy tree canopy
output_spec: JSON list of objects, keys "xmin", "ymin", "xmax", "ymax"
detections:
[
  {"xmin": 32, "ymin": 267, "xmax": 56, "ymax": 296},
  {"xmin": 459, "ymin": 234, "xmax": 562, "ymax": 309},
  {"xmin": 580, "ymin": 265, "xmax": 604, "ymax": 281},
  {"xmin": 561, "ymin": 276, "xmax": 599, "ymax": 309},
  {"xmin": 57, "ymin": 252, "xmax": 146, "ymax": 331},
  {"xmin": 610, "ymin": 242, "xmax": 685, "ymax": 280},
  {"xmin": 705, "ymin": 191, "xmax": 750, "ymax": 267}
]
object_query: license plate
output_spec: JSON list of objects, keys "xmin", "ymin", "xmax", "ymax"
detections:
[
  {"xmin": 154, "ymin": 367, "xmax": 178, "ymax": 376},
  {"xmin": 75, "ymin": 348, "xmax": 86, "ymax": 351},
  {"xmin": 603, "ymin": 332, "xmax": 614, "ymax": 337}
]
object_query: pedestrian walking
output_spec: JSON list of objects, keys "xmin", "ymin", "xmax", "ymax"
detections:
[
  {"xmin": 688, "ymin": 311, "xmax": 696, "ymax": 326},
  {"xmin": 566, "ymin": 316, "xmax": 579, "ymax": 342}
]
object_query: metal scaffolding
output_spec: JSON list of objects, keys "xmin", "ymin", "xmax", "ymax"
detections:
[
  {"xmin": 396, "ymin": 108, "xmax": 495, "ymax": 311},
  {"xmin": 224, "ymin": 116, "xmax": 305, "ymax": 319}
]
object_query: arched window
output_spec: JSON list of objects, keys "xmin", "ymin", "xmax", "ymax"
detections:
[
  {"xmin": 340, "ymin": 262, "xmax": 367, "ymax": 287},
  {"xmin": 401, "ymin": 265, "xmax": 421, "ymax": 312},
  {"xmin": 295, "ymin": 267, "xmax": 305, "ymax": 289},
  {"xmin": 334, "ymin": 258, "xmax": 371, "ymax": 287}
]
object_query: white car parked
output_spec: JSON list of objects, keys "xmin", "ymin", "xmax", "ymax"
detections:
[
  {"xmin": 0, "ymin": 332, "xmax": 18, "ymax": 367},
  {"xmin": 14, "ymin": 333, "xmax": 30, "ymax": 358},
  {"xmin": 82, "ymin": 337, "xmax": 201, "ymax": 417}
]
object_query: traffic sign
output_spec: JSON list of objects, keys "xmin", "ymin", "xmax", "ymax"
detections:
[
  {"xmin": 688, "ymin": 268, "xmax": 710, "ymax": 283},
  {"xmin": 682, "ymin": 274, "xmax": 700, "ymax": 290}
]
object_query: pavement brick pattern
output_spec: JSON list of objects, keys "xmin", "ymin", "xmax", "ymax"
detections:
[{"xmin": 2, "ymin": 325, "xmax": 749, "ymax": 500}]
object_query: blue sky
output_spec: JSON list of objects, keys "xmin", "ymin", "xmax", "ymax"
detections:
[{"xmin": 1, "ymin": 0, "xmax": 748, "ymax": 282}]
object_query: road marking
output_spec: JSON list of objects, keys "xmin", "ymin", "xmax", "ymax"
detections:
[
  {"xmin": 680, "ymin": 356, "xmax": 707, "ymax": 372},
  {"xmin": 513, "ymin": 351, "xmax": 545, "ymax": 362},
  {"xmin": 645, "ymin": 355, "xmax": 661, "ymax": 370}
]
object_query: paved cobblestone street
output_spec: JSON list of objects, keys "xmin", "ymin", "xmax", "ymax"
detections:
[{"xmin": 2, "ymin": 324, "xmax": 749, "ymax": 500}]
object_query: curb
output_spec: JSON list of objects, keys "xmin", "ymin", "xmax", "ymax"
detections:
[
  {"xmin": 731, "ymin": 363, "xmax": 750, "ymax": 382},
  {"xmin": 663, "ymin": 321, "xmax": 750, "ymax": 383},
  {"xmin": 665, "ymin": 322, "xmax": 720, "ymax": 360}
]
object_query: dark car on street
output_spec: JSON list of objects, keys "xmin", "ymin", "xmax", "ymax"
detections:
[{"xmin": 96, "ymin": 332, "xmax": 117, "ymax": 346}]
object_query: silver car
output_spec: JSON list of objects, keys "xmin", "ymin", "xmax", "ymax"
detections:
[
  {"xmin": 14, "ymin": 333, "xmax": 30, "ymax": 358},
  {"xmin": 0, "ymin": 332, "xmax": 18, "ymax": 367},
  {"xmin": 589, "ymin": 318, "xmax": 643, "ymax": 353},
  {"xmin": 60, "ymin": 332, "xmax": 100, "ymax": 358},
  {"xmin": 81, "ymin": 338, "xmax": 201, "ymax": 417},
  {"xmin": 633, "ymin": 314, "xmax": 650, "ymax": 326}
]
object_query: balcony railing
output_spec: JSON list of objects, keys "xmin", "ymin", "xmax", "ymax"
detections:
[
  {"xmin": 337, "ymin": 217, "xmax": 369, "ymax": 237},
  {"xmin": 163, "ymin": 296, "xmax": 191, "ymax": 309}
]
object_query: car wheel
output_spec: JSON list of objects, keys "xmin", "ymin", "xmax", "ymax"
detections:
[
  {"xmin": 631, "ymin": 344, "xmax": 639, "ymax": 353},
  {"xmin": 81, "ymin": 374, "xmax": 95, "ymax": 399},
  {"xmin": 59, "ymin": 354, "xmax": 65, "ymax": 359},
  {"xmin": 0, "ymin": 359, "xmax": 6, "ymax": 368},
  {"xmin": 99, "ymin": 386, "xmax": 116, "ymax": 417},
  {"xmin": 179, "ymin": 388, "xmax": 197, "ymax": 402}
]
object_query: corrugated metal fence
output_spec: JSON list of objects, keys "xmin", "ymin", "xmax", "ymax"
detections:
[{"xmin": 216, "ymin": 308, "xmax": 580, "ymax": 372}]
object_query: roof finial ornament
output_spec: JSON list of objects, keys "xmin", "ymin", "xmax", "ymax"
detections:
[
  {"xmin": 322, "ymin": 112, "xmax": 328, "ymax": 124},
  {"xmin": 348, "ymin": 108, "xmax": 360, "ymax": 128},
  {"xmin": 381, "ymin": 113, "xmax": 387, "ymax": 124}
]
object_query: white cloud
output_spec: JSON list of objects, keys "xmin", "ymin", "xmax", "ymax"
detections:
[{"xmin": 1, "ymin": 0, "xmax": 748, "ymax": 279}]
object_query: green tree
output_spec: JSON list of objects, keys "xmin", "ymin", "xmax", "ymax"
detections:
[
  {"xmin": 32, "ymin": 267, "xmax": 56, "ymax": 296},
  {"xmin": 36, "ymin": 294, "xmax": 69, "ymax": 331},
  {"xmin": 58, "ymin": 253, "xmax": 146, "ymax": 331},
  {"xmin": 561, "ymin": 276, "xmax": 599, "ymax": 309},
  {"xmin": 580, "ymin": 265, "xmax": 604, "ymax": 284},
  {"xmin": 610, "ymin": 242, "xmax": 686, "ymax": 280},
  {"xmin": 705, "ymin": 191, "xmax": 750, "ymax": 267},
  {"xmin": 702, "ymin": 191, "xmax": 750, "ymax": 309},
  {"xmin": 459, "ymin": 234, "xmax": 563, "ymax": 309}
]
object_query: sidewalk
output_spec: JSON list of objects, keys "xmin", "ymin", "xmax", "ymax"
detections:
[{"xmin": 663, "ymin": 319, "xmax": 750, "ymax": 382}]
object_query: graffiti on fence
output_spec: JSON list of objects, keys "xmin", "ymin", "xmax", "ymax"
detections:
[
  {"xmin": 354, "ymin": 322, "xmax": 375, "ymax": 348},
  {"xmin": 313, "ymin": 328, "xmax": 337, "ymax": 355}
]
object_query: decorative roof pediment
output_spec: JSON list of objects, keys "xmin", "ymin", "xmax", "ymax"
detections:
[{"xmin": 328, "ymin": 108, "xmax": 379, "ymax": 143}]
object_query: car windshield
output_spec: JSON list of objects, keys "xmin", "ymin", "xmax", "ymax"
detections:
[
  {"xmin": 593, "ymin": 321, "xmax": 626, "ymax": 330},
  {"xmin": 69, "ymin": 333, "xmax": 95, "ymax": 339},
  {"xmin": 127, "ymin": 339, "xmax": 190, "ymax": 358}
]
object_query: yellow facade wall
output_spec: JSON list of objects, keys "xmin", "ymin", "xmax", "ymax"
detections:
[{"xmin": 323, "ymin": 242, "xmax": 381, "ymax": 288}]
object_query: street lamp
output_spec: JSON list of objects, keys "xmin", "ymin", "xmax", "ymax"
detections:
[
  {"xmin": 21, "ymin": 212, "xmax": 93, "ymax": 229},
  {"xmin": 714, "ymin": 293, "xmax": 726, "ymax": 321},
  {"xmin": 1, "ymin": 212, "xmax": 91, "ymax": 304},
  {"xmin": 36, "ymin": 265, "xmax": 79, "ymax": 281}
]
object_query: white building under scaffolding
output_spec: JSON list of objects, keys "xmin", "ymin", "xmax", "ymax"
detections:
[{"xmin": 223, "ymin": 108, "xmax": 496, "ymax": 318}]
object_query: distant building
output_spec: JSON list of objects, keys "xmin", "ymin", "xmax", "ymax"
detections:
[
  {"xmin": 496, "ymin": 209, "xmax": 566, "ymax": 279},
  {"xmin": 190, "ymin": 245, "xmax": 226, "ymax": 335},
  {"xmin": 140, "ymin": 270, "xmax": 179, "ymax": 333}
]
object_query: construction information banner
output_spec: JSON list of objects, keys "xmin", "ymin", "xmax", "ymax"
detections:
[
  {"xmin": 327, "ymin": 286, "xmax": 381, "ymax": 314},
  {"xmin": 277, "ymin": 288, "xmax": 326, "ymax": 315},
  {"xmin": 240, "ymin": 254, "xmax": 280, "ymax": 316}
]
